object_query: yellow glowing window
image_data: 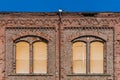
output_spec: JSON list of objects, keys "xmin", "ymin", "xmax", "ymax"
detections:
[
  {"xmin": 16, "ymin": 42, "xmax": 30, "ymax": 73},
  {"xmin": 73, "ymin": 42, "xmax": 86, "ymax": 73},
  {"xmin": 33, "ymin": 42, "xmax": 47, "ymax": 74},
  {"xmin": 90, "ymin": 42, "xmax": 104, "ymax": 73}
]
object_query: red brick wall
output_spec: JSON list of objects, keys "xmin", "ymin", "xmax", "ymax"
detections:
[{"xmin": 0, "ymin": 12, "xmax": 120, "ymax": 80}]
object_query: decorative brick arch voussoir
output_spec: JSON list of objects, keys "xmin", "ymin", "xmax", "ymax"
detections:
[
  {"xmin": 11, "ymin": 32, "xmax": 52, "ymax": 42},
  {"xmin": 68, "ymin": 31, "xmax": 107, "ymax": 42}
]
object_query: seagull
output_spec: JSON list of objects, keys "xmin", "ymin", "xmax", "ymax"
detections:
[{"xmin": 58, "ymin": 9, "xmax": 62, "ymax": 12}]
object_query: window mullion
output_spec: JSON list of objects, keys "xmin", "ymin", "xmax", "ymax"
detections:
[
  {"xmin": 86, "ymin": 42, "xmax": 90, "ymax": 74},
  {"xmin": 30, "ymin": 43, "xmax": 33, "ymax": 74}
]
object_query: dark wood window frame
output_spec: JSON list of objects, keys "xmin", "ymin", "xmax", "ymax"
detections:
[
  {"xmin": 13, "ymin": 36, "xmax": 49, "ymax": 75},
  {"xmin": 72, "ymin": 36, "xmax": 106, "ymax": 74}
]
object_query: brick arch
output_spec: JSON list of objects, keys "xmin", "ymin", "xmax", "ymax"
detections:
[
  {"xmin": 10, "ymin": 31, "xmax": 52, "ymax": 42},
  {"xmin": 68, "ymin": 31, "xmax": 107, "ymax": 42}
]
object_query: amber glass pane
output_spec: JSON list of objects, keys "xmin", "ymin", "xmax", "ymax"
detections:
[
  {"xmin": 33, "ymin": 42, "xmax": 47, "ymax": 74},
  {"xmin": 16, "ymin": 42, "xmax": 29, "ymax": 73},
  {"xmin": 73, "ymin": 42, "xmax": 86, "ymax": 73},
  {"xmin": 90, "ymin": 42, "xmax": 104, "ymax": 73}
]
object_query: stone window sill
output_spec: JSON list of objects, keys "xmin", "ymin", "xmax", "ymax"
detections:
[
  {"xmin": 8, "ymin": 73, "xmax": 53, "ymax": 76},
  {"xmin": 67, "ymin": 73, "xmax": 112, "ymax": 76}
]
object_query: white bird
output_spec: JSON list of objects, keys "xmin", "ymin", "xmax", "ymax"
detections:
[{"xmin": 58, "ymin": 9, "xmax": 62, "ymax": 12}]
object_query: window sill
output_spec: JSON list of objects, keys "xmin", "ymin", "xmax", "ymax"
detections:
[
  {"xmin": 67, "ymin": 73, "xmax": 112, "ymax": 76},
  {"xmin": 8, "ymin": 73, "xmax": 53, "ymax": 76}
]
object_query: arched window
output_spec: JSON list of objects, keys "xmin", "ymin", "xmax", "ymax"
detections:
[
  {"xmin": 33, "ymin": 42, "xmax": 47, "ymax": 73},
  {"xmin": 73, "ymin": 42, "xmax": 86, "ymax": 73},
  {"xmin": 16, "ymin": 41, "xmax": 30, "ymax": 73},
  {"xmin": 72, "ymin": 36, "xmax": 105, "ymax": 74},
  {"xmin": 15, "ymin": 36, "xmax": 48, "ymax": 74},
  {"xmin": 90, "ymin": 42, "xmax": 104, "ymax": 73}
]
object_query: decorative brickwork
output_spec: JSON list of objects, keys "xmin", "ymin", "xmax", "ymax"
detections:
[
  {"xmin": 0, "ymin": 12, "xmax": 119, "ymax": 80},
  {"xmin": 5, "ymin": 27, "xmax": 56, "ymax": 80},
  {"xmin": 60, "ymin": 27, "xmax": 114, "ymax": 80}
]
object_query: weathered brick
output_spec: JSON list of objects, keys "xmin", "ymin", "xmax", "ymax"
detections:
[{"xmin": 0, "ymin": 12, "xmax": 120, "ymax": 80}]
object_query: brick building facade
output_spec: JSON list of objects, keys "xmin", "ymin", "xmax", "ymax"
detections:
[{"xmin": 0, "ymin": 12, "xmax": 120, "ymax": 80}]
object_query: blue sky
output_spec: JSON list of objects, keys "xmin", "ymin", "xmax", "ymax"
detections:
[{"xmin": 0, "ymin": 0, "xmax": 120, "ymax": 12}]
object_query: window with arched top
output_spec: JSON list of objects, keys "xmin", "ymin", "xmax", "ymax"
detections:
[
  {"xmin": 90, "ymin": 42, "xmax": 104, "ymax": 73},
  {"xmin": 73, "ymin": 42, "xmax": 86, "ymax": 73},
  {"xmin": 72, "ymin": 36, "xmax": 105, "ymax": 74},
  {"xmin": 16, "ymin": 42, "xmax": 30, "ymax": 73},
  {"xmin": 14, "ymin": 36, "xmax": 48, "ymax": 74},
  {"xmin": 33, "ymin": 42, "xmax": 47, "ymax": 73}
]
